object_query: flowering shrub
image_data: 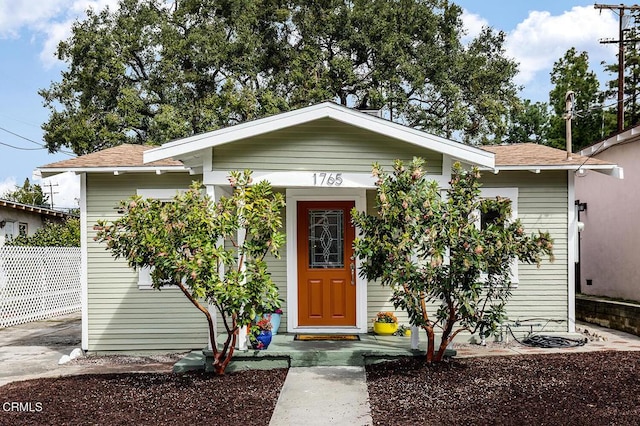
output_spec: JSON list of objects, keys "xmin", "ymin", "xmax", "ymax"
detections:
[
  {"xmin": 353, "ymin": 159, "xmax": 554, "ymax": 363},
  {"xmin": 255, "ymin": 317, "xmax": 273, "ymax": 331},
  {"xmin": 375, "ymin": 311, "xmax": 398, "ymax": 324}
]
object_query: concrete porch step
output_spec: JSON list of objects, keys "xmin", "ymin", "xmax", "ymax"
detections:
[{"xmin": 173, "ymin": 333, "xmax": 456, "ymax": 373}]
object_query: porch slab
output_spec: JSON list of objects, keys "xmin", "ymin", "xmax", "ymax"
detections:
[{"xmin": 174, "ymin": 333, "xmax": 455, "ymax": 373}]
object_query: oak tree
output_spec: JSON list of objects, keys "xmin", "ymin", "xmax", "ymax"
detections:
[{"xmin": 41, "ymin": 0, "xmax": 521, "ymax": 155}]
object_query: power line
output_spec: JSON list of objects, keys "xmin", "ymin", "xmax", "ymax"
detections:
[
  {"xmin": 0, "ymin": 125, "xmax": 75, "ymax": 156},
  {"xmin": 0, "ymin": 125, "xmax": 45, "ymax": 147},
  {"xmin": 595, "ymin": 3, "xmax": 640, "ymax": 131},
  {"xmin": 0, "ymin": 140, "xmax": 46, "ymax": 151}
]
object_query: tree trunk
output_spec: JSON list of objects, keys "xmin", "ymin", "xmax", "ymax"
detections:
[
  {"xmin": 424, "ymin": 325, "xmax": 435, "ymax": 363},
  {"xmin": 176, "ymin": 281, "xmax": 237, "ymax": 375}
]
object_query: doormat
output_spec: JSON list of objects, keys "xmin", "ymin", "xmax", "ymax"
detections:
[{"xmin": 294, "ymin": 334, "xmax": 360, "ymax": 341}]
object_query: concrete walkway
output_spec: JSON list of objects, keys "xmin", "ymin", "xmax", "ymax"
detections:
[{"xmin": 269, "ymin": 366, "xmax": 372, "ymax": 426}]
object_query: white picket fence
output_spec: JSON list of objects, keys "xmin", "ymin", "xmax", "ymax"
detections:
[{"xmin": 0, "ymin": 246, "xmax": 81, "ymax": 328}]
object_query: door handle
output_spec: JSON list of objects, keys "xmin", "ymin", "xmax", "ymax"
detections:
[{"xmin": 350, "ymin": 262, "xmax": 356, "ymax": 286}]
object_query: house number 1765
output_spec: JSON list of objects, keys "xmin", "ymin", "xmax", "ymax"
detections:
[{"xmin": 313, "ymin": 172, "xmax": 343, "ymax": 186}]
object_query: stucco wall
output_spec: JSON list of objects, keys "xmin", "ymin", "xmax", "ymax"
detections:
[
  {"xmin": 575, "ymin": 142, "xmax": 640, "ymax": 302},
  {"xmin": 0, "ymin": 206, "xmax": 66, "ymax": 243}
]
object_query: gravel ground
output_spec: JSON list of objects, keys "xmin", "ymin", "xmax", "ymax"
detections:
[{"xmin": 1, "ymin": 351, "xmax": 639, "ymax": 425}]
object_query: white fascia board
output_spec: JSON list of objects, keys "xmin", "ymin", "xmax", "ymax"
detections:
[
  {"xmin": 143, "ymin": 102, "xmax": 495, "ymax": 168},
  {"xmin": 484, "ymin": 164, "xmax": 623, "ymax": 179},
  {"xmin": 579, "ymin": 125, "xmax": 640, "ymax": 156},
  {"xmin": 484, "ymin": 164, "xmax": 619, "ymax": 172},
  {"xmin": 38, "ymin": 166, "xmax": 190, "ymax": 177}
]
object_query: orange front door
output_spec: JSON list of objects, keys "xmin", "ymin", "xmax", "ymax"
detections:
[{"xmin": 297, "ymin": 201, "xmax": 356, "ymax": 326}]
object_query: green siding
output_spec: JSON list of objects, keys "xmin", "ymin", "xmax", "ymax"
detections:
[
  {"xmin": 86, "ymin": 173, "xmax": 209, "ymax": 352},
  {"xmin": 478, "ymin": 171, "xmax": 568, "ymax": 333},
  {"xmin": 366, "ymin": 171, "xmax": 569, "ymax": 337},
  {"xmin": 212, "ymin": 117, "xmax": 443, "ymax": 174}
]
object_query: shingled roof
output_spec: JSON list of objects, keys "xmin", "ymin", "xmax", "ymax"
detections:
[
  {"xmin": 40, "ymin": 144, "xmax": 183, "ymax": 170},
  {"xmin": 481, "ymin": 143, "xmax": 614, "ymax": 168},
  {"xmin": 40, "ymin": 141, "xmax": 615, "ymax": 173}
]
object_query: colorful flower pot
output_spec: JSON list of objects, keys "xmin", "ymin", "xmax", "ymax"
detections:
[
  {"xmin": 255, "ymin": 313, "xmax": 281, "ymax": 335},
  {"xmin": 252, "ymin": 330, "xmax": 272, "ymax": 350},
  {"xmin": 373, "ymin": 322, "xmax": 398, "ymax": 336},
  {"xmin": 269, "ymin": 313, "xmax": 281, "ymax": 335}
]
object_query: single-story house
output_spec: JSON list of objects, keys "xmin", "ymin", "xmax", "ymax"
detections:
[
  {"xmin": 39, "ymin": 102, "xmax": 622, "ymax": 353},
  {"xmin": 576, "ymin": 126, "xmax": 637, "ymax": 301},
  {"xmin": 0, "ymin": 199, "xmax": 73, "ymax": 245}
]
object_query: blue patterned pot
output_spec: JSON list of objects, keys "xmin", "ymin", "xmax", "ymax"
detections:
[{"xmin": 253, "ymin": 330, "xmax": 272, "ymax": 350}]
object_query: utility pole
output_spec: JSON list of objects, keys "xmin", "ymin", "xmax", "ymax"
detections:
[
  {"xmin": 595, "ymin": 4, "xmax": 640, "ymax": 132},
  {"xmin": 565, "ymin": 91, "xmax": 575, "ymax": 160},
  {"xmin": 42, "ymin": 182, "xmax": 59, "ymax": 210}
]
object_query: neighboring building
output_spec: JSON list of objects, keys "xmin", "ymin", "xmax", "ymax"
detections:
[
  {"xmin": 39, "ymin": 102, "xmax": 621, "ymax": 353},
  {"xmin": 0, "ymin": 199, "xmax": 73, "ymax": 245},
  {"xmin": 576, "ymin": 126, "xmax": 637, "ymax": 301}
]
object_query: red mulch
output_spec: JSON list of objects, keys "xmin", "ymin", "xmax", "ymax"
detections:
[
  {"xmin": 2, "ymin": 351, "xmax": 640, "ymax": 425},
  {"xmin": 366, "ymin": 350, "xmax": 640, "ymax": 425}
]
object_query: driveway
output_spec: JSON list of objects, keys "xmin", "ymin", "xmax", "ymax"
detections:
[{"xmin": 0, "ymin": 313, "xmax": 81, "ymax": 386}]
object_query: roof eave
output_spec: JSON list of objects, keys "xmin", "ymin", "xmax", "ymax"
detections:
[
  {"xmin": 484, "ymin": 164, "xmax": 624, "ymax": 179},
  {"xmin": 38, "ymin": 165, "xmax": 191, "ymax": 178},
  {"xmin": 579, "ymin": 125, "xmax": 640, "ymax": 156},
  {"xmin": 0, "ymin": 199, "xmax": 75, "ymax": 218}
]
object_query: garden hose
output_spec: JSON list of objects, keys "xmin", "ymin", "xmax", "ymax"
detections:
[{"xmin": 506, "ymin": 325, "xmax": 588, "ymax": 348}]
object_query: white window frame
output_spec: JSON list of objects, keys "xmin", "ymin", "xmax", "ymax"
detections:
[
  {"xmin": 3, "ymin": 221, "xmax": 15, "ymax": 237},
  {"xmin": 477, "ymin": 188, "xmax": 519, "ymax": 285},
  {"xmin": 136, "ymin": 188, "xmax": 187, "ymax": 290}
]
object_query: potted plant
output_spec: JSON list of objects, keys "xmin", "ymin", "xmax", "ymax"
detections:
[
  {"xmin": 267, "ymin": 308, "xmax": 283, "ymax": 335},
  {"xmin": 255, "ymin": 301, "xmax": 283, "ymax": 335},
  {"xmin": 373, "ymin": 311, "xmax": 398, "ymax": 336},
  {"xmin": 250, "ymin": 317, "xmax": 273, "ymax": 350},
  {"xmin": 395, "ymin": 324, "xmax": 411, "ymax": 337}
]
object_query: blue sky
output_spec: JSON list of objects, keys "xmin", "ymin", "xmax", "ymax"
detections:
[{"xmin": 0, "ymin": 1, "xmax": 619, "ymax": 208}]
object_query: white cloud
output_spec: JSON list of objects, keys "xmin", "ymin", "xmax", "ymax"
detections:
[
  {"xmin": 0, "ymin": 176, "xmax": 17, "ymax": 198},
  {"xmin": 461, "ymin": 6, "xmax": 619, "ymax": 102},
  {"xmin": 460, "ymin": 10, "xmax": 487, "ymax": 44},
  {"xmin": 0, "ymin": 1, "xmax": 67, "ymax": 39},
  {"xmin": 0, "ymin": 0, "xmax": 119, "ymax": 68},
  {"xmin": 506, "ymin": 6, "xmax": 618, "ymax": 86},
  {"xmin": 32, "ymin": 171, "xmax": 80, "ymax": 211}
]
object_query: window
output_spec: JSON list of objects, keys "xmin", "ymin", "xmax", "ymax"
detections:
[
  {"xmin": 18, "ymin": 222, "xmax": 27, "ymax": 237},
  {"xmin": 478, "ymin": 188, "xmax": 519, "ymax": 285},
  {"xmin": 135, "ymin": 188, "xmax": 187, "ymax": 290},
  {"xmin": 3, "ymin": 221, "xmax": 15, "ymax": 237}
]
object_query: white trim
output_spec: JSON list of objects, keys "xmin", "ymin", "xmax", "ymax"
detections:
[
  {"xmin": 286, "ymin": 188, "xmax": 368, "ymax": 334},
  {"xmin": 144, "ymin": 102, "xmax": 495, "ymax": 168},
  {"xmin": 579, "ymin": 125, "xmax": 640, "ymax": 156},
  {"xmin": 80, "ymin": 173, "xmax": 88, "ymax": 351},
  {"xmin": 208, "ymin": 170, "xmax": 451, "ymax": 189},
  {"xmin": 484, "ymin": 164, "xmax": 622, "ymax": 174},
  {"xmin": 38, "ymin": 166, "xmax": 189, "ymax": 178},
  {"xmin": 441, "ymin": 155, "xmax": 453, "ymax": 183},
  {"xmin": 136, "ymin": 188, "xmax": 188, "ymax": 200},
  {"xmin": 567, "ymin": 172, "xmax": 576, "ymax": 333}
]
